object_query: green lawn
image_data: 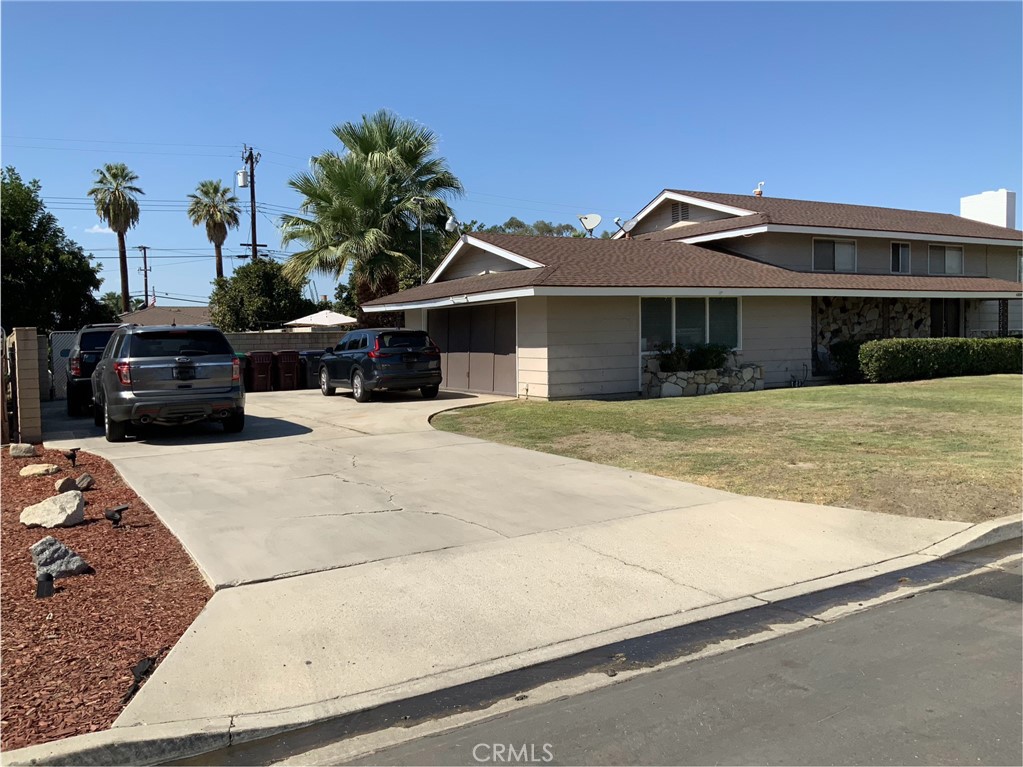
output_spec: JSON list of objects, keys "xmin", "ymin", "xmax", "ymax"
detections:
[{"xmin": 433, "ymin": 375, "xmax": 1023, "ymax": 523}]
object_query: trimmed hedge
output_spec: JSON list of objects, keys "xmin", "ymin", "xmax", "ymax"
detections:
[{"xmin": 858, "ymin": 337, "xmax": 1023, "ymax": 383}]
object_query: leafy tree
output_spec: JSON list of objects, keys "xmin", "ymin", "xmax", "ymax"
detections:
[
  {"xmin": 209, "ymin": 257, "xmax": 316, "ymax": 332},
  {"xmin": 187, "ymin": 179, "xmax": 241, "ymax": 280},
  {"xmin": 280, "ymin": 109, "xmax": 463, "ymax": 322},
  {"xmin": 1, "ymin": 167, "xmax": 117, "ymax": 332},
  {"xmin": 87, "ymin": 163, "xmax": 143, "ymax": 312},
  {"xmin": 485, "ymin": 217, "xmax": 581, "ymax": 238}
]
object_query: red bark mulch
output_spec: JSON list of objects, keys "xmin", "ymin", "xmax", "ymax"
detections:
[{"xmin": 1, "ymin": 446, "xmax": 211, "ymax": 752}]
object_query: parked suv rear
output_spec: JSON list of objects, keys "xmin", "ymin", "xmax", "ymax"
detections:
[
  {"xmin": 66, "ymin": 323, "xmax": 122, "ymax": 416},
  {"xmin": 91, "ymin": 325, "xmax": 245, "ymax": 442},
  {"xmin": 318, "ymin": 328, "xmax": 442, "ymax": 402}
]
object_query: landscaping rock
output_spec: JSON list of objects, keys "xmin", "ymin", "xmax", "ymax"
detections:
[
  {"xmin": 9, "ymin": 444, "xmax": 37, "ymax": 458},
  {"xmin": 19, "ymin": 463, "xmax": 60, "ymax": 477},
  {"xmin": 29, "ymin": 536, "xmax": 92, "ymax": 580},
  {"xmin": 76, "ymin": 473, "xmax": 95, "ymax": 491},
  {"xmin": 661, "ymin": 381, "xmax": 684, "ymax": 398},
  {"xmin": 20, "ymin": 491, "xmax": 85, "ymax": 529},
  {"xmin": 54, "ymin": 476, "xmax": 78, "ymax": 493}
]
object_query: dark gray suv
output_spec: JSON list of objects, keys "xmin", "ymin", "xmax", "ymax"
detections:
[
  {"xmin": 318, "ymin": 328, "xmax": 442, "ymax": 402},
  {"xmin": 91, "ymin": 325, "xmax": 245, "ymax": 442}
]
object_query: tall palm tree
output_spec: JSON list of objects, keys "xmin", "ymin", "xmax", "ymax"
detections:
[
  {"xmin": 88, "ymin": 163, "xmax": 143, "ymax": 312},
  {"xmin": 187, "ymin": 179, "xmax": 241, "ymax": 279},
  {"xmin": 280, "ymin": 110, "xmax": 463, "ymax": 299}
]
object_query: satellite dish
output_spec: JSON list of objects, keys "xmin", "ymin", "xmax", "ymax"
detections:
[
  {"xmin": 578, "ymin": 213, "xmax": 602, "ymax": 237},
  {"xmin": 612, "ymin": 217, "xmax": 638, "ymax": 235}
]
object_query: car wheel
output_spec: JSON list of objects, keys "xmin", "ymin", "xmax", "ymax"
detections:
[
  {"xmin": 223, "ymin": 410, "xmax": 245, "ymax": 433},
  {"xmin": 420, "ymin": 385, "xmax": 440, "ymax": 399},
  {"xmin": 104, "ymin": 401, "xmax": 127, "ymax": 443},
  {"xmin": 352, "ymin": 370, "xmax": 371, "ymax": 403},
  {"xmin": 93, "ymin": 398, "xmax": 104, "ymax": 427},
  {"xmin": 320, "ymin": 367, "xmax": 336, "ymax": 396}
]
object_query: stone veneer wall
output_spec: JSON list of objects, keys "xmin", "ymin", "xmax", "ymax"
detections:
[
  {"xmin": 815, "ymin": 296, "xmax": 930, "ymax": 367},
  {"xmin": 642, "ymin": 355, "xmax": 764, "ymax": 398}
]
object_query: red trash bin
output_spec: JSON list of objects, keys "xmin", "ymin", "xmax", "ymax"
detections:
[
  {"xmin": 246, "ymin": 351, "xmax": 273, "ymax": 392},
  {"xmin": 272, "ymin": 350, "xmax": 300, "ymax": 391}
]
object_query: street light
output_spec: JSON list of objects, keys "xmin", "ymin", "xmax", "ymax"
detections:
[{"xmin": 411, "ymin": 196, "xmax": 425, "ymax": 285}]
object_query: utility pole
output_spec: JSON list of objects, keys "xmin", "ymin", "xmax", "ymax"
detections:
[
  {"xmin": 240, "ymin": 145, "xmax": 261, "ymax": 261},
  {"xmin": 136, "ymin": 245, "xmax": 151, "ymax": 308}
]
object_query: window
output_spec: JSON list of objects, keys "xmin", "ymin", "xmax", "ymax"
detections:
[
  {"xmin": 891, "ymin": 242, "xmax": 910, "ymax": 274},
  {"xmin": 640, "ymin": 298, "xmax": 672, "ymax": 351},
  {"xmin": 128, "ymin": 330, "xmax": 232, "ymax": 357},
  {"xmin": 641, "ymin": 297, "xmax": 740, "ymax": 351},
  {"xmin": 813, "ymin": 239, "xmax": 856, "ymax": 272},
  {"xmin": 928, "ymin": 245, "xmax": 964, "ymax": 275},
  {"xmin": 1017, "ymin": 249, "xmax": 1021, "ymax": 282}
]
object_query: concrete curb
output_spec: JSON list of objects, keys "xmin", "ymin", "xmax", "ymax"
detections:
[{"xmin": 4, "ymin": 518, "xmax": 1020, "ymax": 767}]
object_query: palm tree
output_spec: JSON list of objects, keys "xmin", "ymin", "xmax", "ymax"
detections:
[
  {"xmin": 187, "ymin": 179, "xmax": 241, "ymax": 280},
  {"xmin": 280, "ymin": 110, "xmax": 463, "ymax": 301},
  {"xmin": 88, "ymin": 163, "xmax": 143, "ymax": 312}
]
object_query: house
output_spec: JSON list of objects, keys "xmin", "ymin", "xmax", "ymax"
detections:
[
  {"xmin": 119, "ymin": 305, "xmax": 212, "ymax": 326},
  {"xmin": 362, "ymin": 189, "xmax": 1023, "ymax": 399}
]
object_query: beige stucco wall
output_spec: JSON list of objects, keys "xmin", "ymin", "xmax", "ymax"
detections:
[
  {"xmin": 734, "ymin": 297, "xmax": 812, "ymax": 388},
  {"xmin": 439, "ymin": 246, "xmax": 525, "ymax": 281},
  {"xmin": 545, "ymin": 297, "xmax": 639, "ymax": 399},
  {"xmin": 517, "ymin": 296, "xmax": 549, "ymax": 398},
  {"xmin": 403, "ymin": 308, "xmax": 427, "ymax": 331}
]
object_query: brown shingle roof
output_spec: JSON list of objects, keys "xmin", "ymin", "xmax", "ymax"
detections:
[
  {"xmin": 363, "ymin": 234, "xmax": 1021, "ymax": 307},
  {"xmin": 119, "ymin": 305, "xmax": 211, "ymax": 325},
  {"xmin": 651, "ymin": 190, "xmax": 1023, "ymax": 241}
]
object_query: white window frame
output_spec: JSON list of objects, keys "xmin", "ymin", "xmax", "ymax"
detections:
[
  {"xmin": 639, "ymin": 297, "xmax": 743, "ymax": 353},
  {"xmin": 812, "ymin": 238, "xmax": 857, "ymax": 273},
  {"xmin": 890, "ymin": 241, "xmax": 911, "ymax": 274},
  {"xmin": 928, "ymin": 244, "xmax": 965, "ymax": 275}
]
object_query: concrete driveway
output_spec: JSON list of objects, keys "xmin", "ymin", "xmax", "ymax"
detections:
[{"xmin": 40, "ymin": 389, "xmax": 985, "ymax": 734}]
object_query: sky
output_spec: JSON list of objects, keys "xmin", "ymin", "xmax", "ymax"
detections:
[{"xmin": 2, "ymin": 0, "xmax": 1021, "ymax": 308}]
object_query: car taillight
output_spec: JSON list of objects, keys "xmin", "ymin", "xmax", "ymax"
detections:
[
  {"xmin": 114, "ymin": 361, "xmax": 131, "ymax": 386},
  {"xmin": 367, "ymin": 336, "xmax": 382, "ymax": 358},
  {"xmin": 70, "ymin": 355, "xmax": 81, "ymax": 376},
  {"xmin": 231, "ymin": 358, "xmax": 240, "ymax": 382}
]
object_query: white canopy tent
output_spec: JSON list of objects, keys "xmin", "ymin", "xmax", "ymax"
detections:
[{"xmin": 284, "ymin": 309, "xmax": 358, "ymax": 328}]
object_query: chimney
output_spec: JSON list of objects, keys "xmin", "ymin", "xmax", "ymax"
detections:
[
  {"xmin": 321, "ymin": 295, "xmax": 327, "ymax": 302},
  {"xmin": 960, "ymin": 189, "xmax": 1016, "ymax": 229}
]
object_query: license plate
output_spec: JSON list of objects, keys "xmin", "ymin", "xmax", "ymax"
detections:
[
  {"xmin": 402, "ymin": 353, "xmax": 419, "ymax": 362},
  {"xmin": 175, "ymin": 367, "xmax": 196, "ymax": 381}
]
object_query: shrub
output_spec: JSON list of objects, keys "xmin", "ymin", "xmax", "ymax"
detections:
[
  {"xmin": 655, "ymin": 344, "xmax": 688, "ymax": 373},
  {"xmin": 829, "ymin": 339, "xmax": 866, "ymax": 382},
  {"xmin": 858, "ymin": 337, "xmax": 1023, "ymax": 383},
  {"xmin": 686, "ymin": 343, "xmax": 730, "ymax": 371}
]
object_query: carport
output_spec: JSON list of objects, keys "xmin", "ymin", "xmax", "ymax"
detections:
[{"xmin": 427, "ymin": 303, "xmax": 516, "ymax": 395}]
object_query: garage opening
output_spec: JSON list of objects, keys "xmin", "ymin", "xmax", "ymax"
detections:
[{"xmin": 428, "ymin": 303, "xmax": 516, "ymax": 395}]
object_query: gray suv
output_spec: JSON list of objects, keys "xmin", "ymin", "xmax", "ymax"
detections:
[{"xmin": 91, "ymin": 325, "xmax": 245, "ymax": 442}]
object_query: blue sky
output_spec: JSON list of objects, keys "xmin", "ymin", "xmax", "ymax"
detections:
[{"xmin": 2, "ymin": 1, "xmax": 1020, "ymax": 307}]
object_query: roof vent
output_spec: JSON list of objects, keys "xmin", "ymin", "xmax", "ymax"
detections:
[
  {"xmin": 753, "ymin": 181, "xmax": 765, "ymax": 197},
  {"xmin": 670, "ymin": 202, "xmax": 690, "ymax": 223}
]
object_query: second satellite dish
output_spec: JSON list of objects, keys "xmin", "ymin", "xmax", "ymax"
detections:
[{"xmin": 578, "ymin": 213, "xmax": 602, "ymax": 237}]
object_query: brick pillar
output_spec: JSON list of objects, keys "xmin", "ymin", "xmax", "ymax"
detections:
[
  {"xmin": 998, "ymin": 300, "xmax": 1009, "ymax": 337},
  {"xmin": 12, "ymin": 328, "xmax": 42, "ymax": 443}
]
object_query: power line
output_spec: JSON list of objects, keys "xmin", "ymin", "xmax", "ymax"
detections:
[
  {"xmin": 3, "ymin": 143, "xmax": 235, "ymax": 159},
  {"xmin": 3, "ymin": 135, "xmax": 238, "ymax": 148}
]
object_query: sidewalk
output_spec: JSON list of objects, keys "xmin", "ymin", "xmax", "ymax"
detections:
[{"xmin": 14, "ymin": 391, "xmax": 1018, "ymax": 763}]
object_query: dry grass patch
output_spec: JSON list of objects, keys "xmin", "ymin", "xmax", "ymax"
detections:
[{"xmin": 435, "ymin": 375, "xmax": 1022, "ymax": 523}]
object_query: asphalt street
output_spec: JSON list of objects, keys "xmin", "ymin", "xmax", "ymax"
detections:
[{"xmin": 335, "ymin": 564, "xmax": 1022, "ymax": 766}]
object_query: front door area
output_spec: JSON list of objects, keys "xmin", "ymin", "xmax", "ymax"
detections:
[
  {"xmin": 930, "ymin": 298, "xmax": 963, "ymax": 337},
  {"xmin": 428, "ymin": 303, "xmax": 517, "ymax": 395}
]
